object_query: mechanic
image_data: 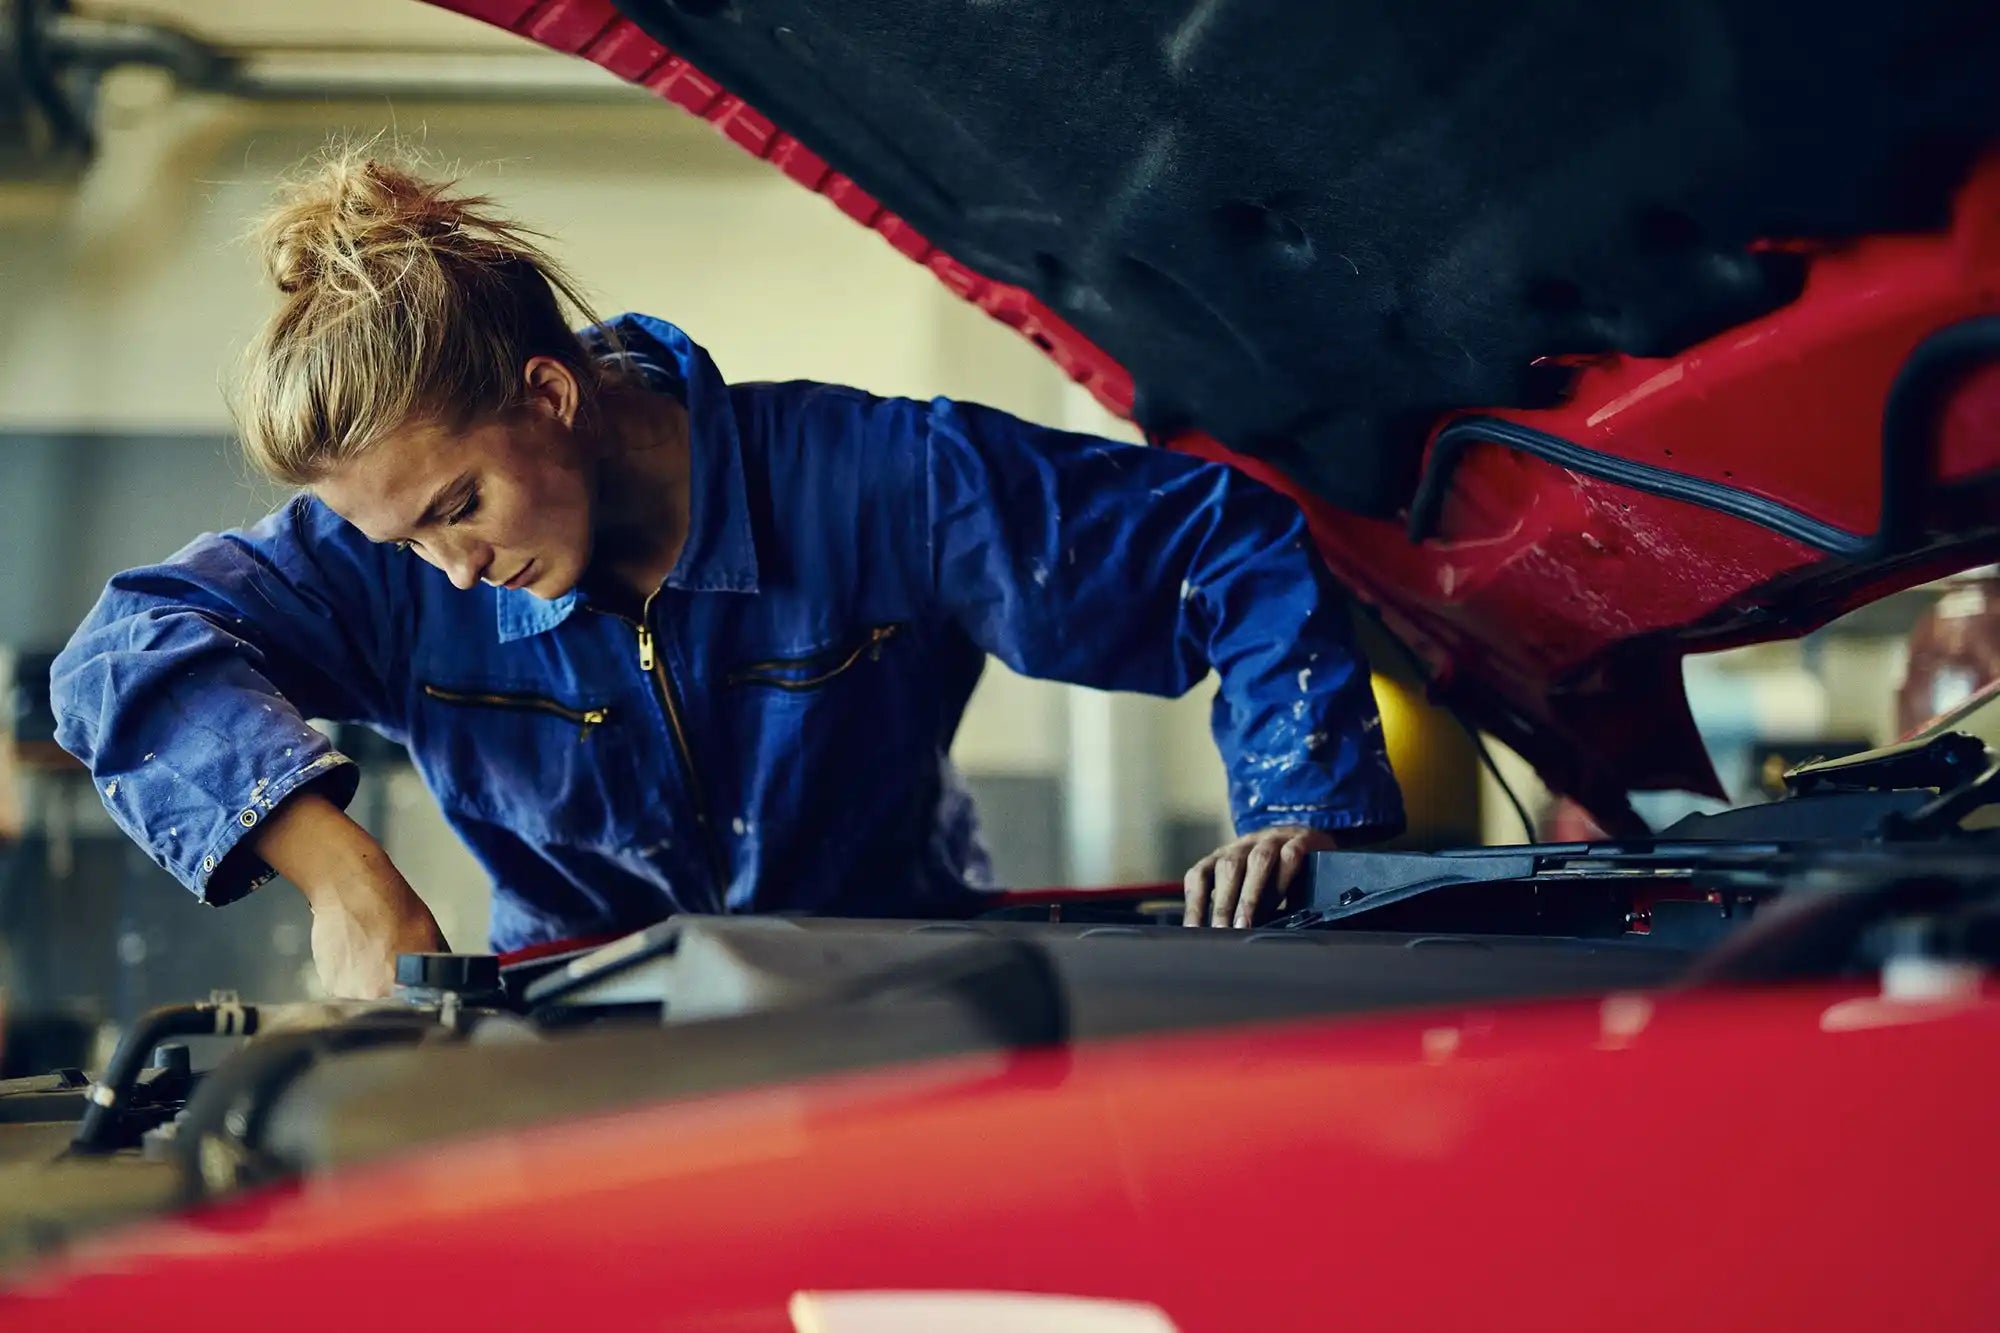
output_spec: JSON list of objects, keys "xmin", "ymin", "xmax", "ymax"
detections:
[{"xmin": 52, "ymin": 147, "xmax": 1403, "ymax": 997}]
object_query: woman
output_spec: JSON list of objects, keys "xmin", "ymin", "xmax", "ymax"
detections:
[{"xmin": 52, "ymin": 149, "xmax": 1402, "ymax": 997}]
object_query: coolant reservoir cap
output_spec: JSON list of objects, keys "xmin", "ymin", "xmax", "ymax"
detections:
[{"xmin": 395, "ymin": 952, "xmax": 501, "ymax": 993}]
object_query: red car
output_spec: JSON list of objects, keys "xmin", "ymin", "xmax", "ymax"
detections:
[{"xmin": 3, "ymin": 1, "xmax": 1999, "ymax": 1328}]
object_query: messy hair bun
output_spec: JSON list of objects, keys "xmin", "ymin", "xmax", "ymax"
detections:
[
  {"xmin": 259, "ymin": 150, "xmax": 486, "ymax": 297},
  {"xmin": 235, "ymin": 139, "xmax": 609, "ymax": 485}
]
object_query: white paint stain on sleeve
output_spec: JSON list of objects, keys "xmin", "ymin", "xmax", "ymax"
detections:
[{"xmin": 1297, "ymin": 668, "xmax": 1313, "ymax": 692}]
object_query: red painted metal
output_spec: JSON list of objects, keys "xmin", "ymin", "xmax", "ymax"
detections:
[
  {"xmin": 496, "ymin": 930, "xmax": 624, "ymax": 967},
  {"xmin": 1174, "ymin": 195, "xmax": 2000, "ymax": 811},
  {"xmin": 5, "ymin": 983, "xmax": 1996, "ymax": 1329},
  {"xmin": 416, "ymin": 0, "xmax": 2000, "ymax": 817}
]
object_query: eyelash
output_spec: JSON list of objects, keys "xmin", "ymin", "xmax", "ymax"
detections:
[{"xmin": 392, "ymin": 488, "xmax": 479, "ymax": 552}]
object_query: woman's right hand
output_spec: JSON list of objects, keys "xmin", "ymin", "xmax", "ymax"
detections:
[
  {"xmin": 252, "ymin": 791, "xmax": 446, "ymax": 999},
  {"xmin": 306, "ymin": 875, "xmax": 445, "ymax": 999}
]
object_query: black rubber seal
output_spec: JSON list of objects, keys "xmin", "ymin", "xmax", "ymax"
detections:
[
  {"xmin": 1407, "ymin": 315, "xmax": 2000, "ymax": 557},
  {"xmin": 1406, "ymin": 415, "xmax": 1872, "ymax": 554},
  {"xmin": 1876, "ymin": 314, "xmax": 2000, "ymax": 552}
]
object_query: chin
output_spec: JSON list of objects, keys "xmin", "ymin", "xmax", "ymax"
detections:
[{"xmin": 528, "ymin": 563, "xmax": 577, "ymax": 600}]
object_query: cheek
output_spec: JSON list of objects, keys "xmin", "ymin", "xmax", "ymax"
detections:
[{"xmin": 502, "ymin": 462, "xmax": 592, "ymax": 551}]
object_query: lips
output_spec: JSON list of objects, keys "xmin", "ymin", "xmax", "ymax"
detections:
[{"xmin": 501, "ymin": 560, "xmax": 535, "ymax": 590}]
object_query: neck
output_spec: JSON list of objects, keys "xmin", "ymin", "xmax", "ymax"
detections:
[{"xmin": 589, "ymin": 389, "xmax": 692, "ymax": 603}]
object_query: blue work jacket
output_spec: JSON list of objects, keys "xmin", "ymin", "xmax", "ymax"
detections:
[{"xmin": 53, "ymin": 315, "xmax": 1402, "ymax": 951}]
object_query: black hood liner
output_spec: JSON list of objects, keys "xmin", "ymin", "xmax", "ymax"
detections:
[{"xmin": 611, "ymin": 0, "xmax": 2000, "ymax": 516}]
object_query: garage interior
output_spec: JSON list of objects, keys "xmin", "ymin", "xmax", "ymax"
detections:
[{"xmin": 0, "ymin": 0, "xmax": 1988, "ymax": 1037}]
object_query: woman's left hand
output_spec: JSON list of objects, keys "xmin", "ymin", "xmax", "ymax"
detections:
[{"xmin": 1183, "ymin": 825, "xmax": 1338, "ymax": 928}]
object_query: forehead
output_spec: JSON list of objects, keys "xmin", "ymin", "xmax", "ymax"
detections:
[{"xmin": 314, "ymin": 422, "xmax": 474, "ymax": 540}]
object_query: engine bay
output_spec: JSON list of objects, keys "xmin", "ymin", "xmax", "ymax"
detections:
[{"xmin": 7, "ymin": 806, "xmax": 1999, "ymax": 1279}]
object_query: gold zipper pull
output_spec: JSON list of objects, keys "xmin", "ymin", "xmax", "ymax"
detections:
[
  {"xmin": 578, "ymin": 708, "xmax": 609, "ymax": 742},
  {"xmin": 637, "ymin": 624, "xmax": 655, "ymax": 672}
]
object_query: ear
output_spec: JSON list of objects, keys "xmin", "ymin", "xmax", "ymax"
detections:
[{"xmin": 521, "ymin": 356, "xmax": 582, "ymax": 428}]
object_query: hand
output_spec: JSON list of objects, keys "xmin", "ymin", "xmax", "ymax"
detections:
[
  {"xmin": 1183, "ymin": 825, "xmax": 1338, "ymax": 929},
  {"xmin": 251, "ymin": 791, "xmax": 446, "ymax": 998},
  {"xmin": 307, "ymin": 880, "xmax": 445, "ymax": 999}
]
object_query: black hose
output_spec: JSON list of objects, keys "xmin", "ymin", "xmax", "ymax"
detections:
[
  {"xmin": 169, "ymin": 1018, "xmax": 435, "ymax": 1200},
  {"xmin": 69, "ymin": 999, "xmax": 259, "ymax": 1155}
]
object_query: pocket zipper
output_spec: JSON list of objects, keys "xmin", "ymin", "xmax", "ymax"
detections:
[
  {"xmin": 421, "ymin": 684, "xmax": 610, "ymax": 742},
  {"xmin": 728, "ymin": 624, "xmax": 902, "ymax": 691}
]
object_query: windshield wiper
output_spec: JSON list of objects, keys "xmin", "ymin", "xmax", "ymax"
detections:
[{"xmin": 1783, "ymin": 730, "xmax": 1987, "ymax": 796}]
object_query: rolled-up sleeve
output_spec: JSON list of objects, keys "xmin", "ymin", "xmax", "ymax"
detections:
[{"xmin": 52, "ymin": 495, "xmax": 416, "ymax": 903}]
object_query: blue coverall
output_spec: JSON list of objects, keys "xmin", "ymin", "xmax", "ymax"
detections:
[{"xmin": 53, "ymin": 315, "xmax": 1403, "ymax": 951}]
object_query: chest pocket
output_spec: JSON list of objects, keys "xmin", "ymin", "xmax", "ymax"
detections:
[
  {"xmin": 413, "ymin": 679, "xmax": 636, "ymax": 846},
  {"xmin": 420, "ymin": 684, "xmax": 611, "ymax": 737},
  {"xmin": 724, "ymin": 623, "xmax": 903, "ymax": 693}
]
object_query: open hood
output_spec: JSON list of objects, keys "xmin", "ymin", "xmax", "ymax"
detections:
[{"xmin": 428, "ymin": 0, "xmax": 2000, "ymax": 822}]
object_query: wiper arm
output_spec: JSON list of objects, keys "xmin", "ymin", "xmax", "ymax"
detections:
[{"xmin": 1784, "ymin": 731, "xmax": 1987, "ymax": 796}]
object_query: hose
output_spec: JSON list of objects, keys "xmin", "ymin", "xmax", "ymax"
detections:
[{"xmin": 69, "ymin": 996, "xmax": 259, "ymax": 1155}]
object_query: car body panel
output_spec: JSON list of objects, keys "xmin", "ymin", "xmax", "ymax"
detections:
[{"xmin": 3, "ymin": 983, "xmax": 1994, "ymax": 1330}]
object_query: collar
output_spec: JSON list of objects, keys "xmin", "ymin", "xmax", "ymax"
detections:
[{"xmin": 496, "ymin": 314, "xmax": 760, "ymax": 645}]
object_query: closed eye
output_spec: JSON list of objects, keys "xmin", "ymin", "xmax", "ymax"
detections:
[{"xmin": 445, "ymin": 487, "xmax": 481, "ymax": 526}]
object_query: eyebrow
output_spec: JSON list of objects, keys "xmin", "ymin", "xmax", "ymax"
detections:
[{"xmin": 408, "ymin": 472, "xmax": 474, "ymax": 534}]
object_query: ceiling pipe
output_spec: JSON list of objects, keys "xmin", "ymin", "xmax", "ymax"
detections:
[{"xmin": 39, "ymin": 3, "xmax": 647, "ymax": 104}]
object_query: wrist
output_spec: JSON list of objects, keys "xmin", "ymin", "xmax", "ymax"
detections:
[{"xmin": 252, "ymin": 792, "xmax": 408, "ymax": 916}]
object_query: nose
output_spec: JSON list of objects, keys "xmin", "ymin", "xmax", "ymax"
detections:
[{"xmin": 437, "ymin": 539, "xmax": 491, "ymax": 592}]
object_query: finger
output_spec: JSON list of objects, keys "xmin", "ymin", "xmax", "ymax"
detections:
[
  {"xmin": 1276, "ymin": 835, "xmax": 1312, "ymax": 906},
  {"xmin": 1183, "ymin": 857, "xmax": 1215, "ymax": 928},
  {"xmin": 1236, "ymin": 840, "xmax": 1282, "ymax": 927},
  {"xmin": 1280, "ymin": 836, "xmax": 1312, "ymax": 888},
  {"xmin": 1210, "ymin": 854, "xmax": 1244, "ymax": 928}
]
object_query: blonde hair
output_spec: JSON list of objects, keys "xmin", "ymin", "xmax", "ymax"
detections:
[{"xmin": 235, "ymin": 142, "xmax": 610, "ymax": 485}]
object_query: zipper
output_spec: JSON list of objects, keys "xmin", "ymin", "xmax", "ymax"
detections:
[
  {"xmin": 591, "ymin": 593, "xmax": 729, "ymax": 908},
  {"xmin": 728, "ymin": 624, "xmax": 902, "ymax": 691},
  {"xmin": 421, "ymin": 684, "xmax": 609, "ymax": 741}
]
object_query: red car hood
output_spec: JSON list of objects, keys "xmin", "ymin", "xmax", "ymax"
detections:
[
  {"xmin": 428, "ymin": 0, "xmax": 2000, "ymax": 819},
  {"xmin": 5, "ymin": 983, "xmax": 1995, "ymax": 1330}
]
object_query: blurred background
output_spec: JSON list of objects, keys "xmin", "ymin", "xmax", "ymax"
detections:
[{"xmin": 1, "ymin": 1, "xmax": 1994, "ymax": 1052}]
